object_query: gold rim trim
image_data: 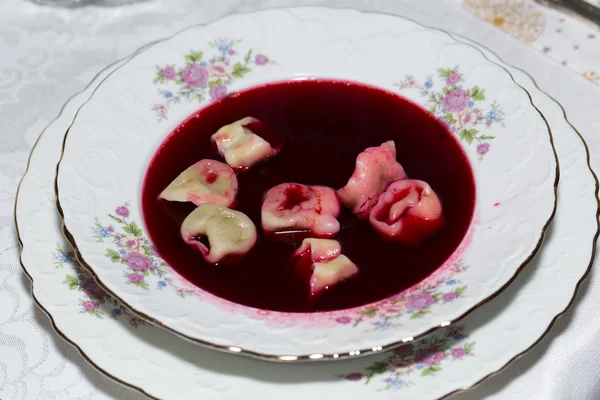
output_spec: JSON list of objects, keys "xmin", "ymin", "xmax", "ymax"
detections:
[
  {"xmin": 12, "ymin": 6, "xmax": 596, "ymax": 399},
  {"xmin": 53, "ymin": 6, "xmax": 561, "ymax": 363}
]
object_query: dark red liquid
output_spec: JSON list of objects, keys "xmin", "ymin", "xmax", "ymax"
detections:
[{"xmin": 142, "ymin": 79, "xmax": 475, "ymax": 312}]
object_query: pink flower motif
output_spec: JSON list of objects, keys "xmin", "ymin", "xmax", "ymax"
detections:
[
  {"xmin": 107, "ymin": 226, "xmax": 114, "ymax": 233},
  {"xmin": 127, "ymin": 273, "xmax": 145, "ymax": 283},
  {"xmin": 453, "ymin": 108, "xmax": 478, "ymax": 133},
  {"xmin": 81, "ymin": 279, "xmax": 106, "ymax": 298},
  {"xmin": 207, "ymin": 61, "xmax": 233, "ymax": 82},
  {"xmin": 209, "ymin": 84, "xmax": 228, "ymax": 100},
  {"xmin": 385, "ymin": 307, "xmax": 400, "ymax": 313},
  {"xmin": 485, "ymin": 120, "xmax": 492, "ymax": 127},
  {"xmin": 82, "ymin": 300, "xmax": 99, "ymax": 311},
  {"xmin": 404, "ymin": 76, "xmax": 418, "ymax": 88},
  {"xmin": 155, "ymin": 104, "xmax": 168, "ymax": 115},
  {"xmin": 255, "ymin": 54, "xmax": 269, "ymax": 65},
  {"xmin": 115, "ymin": 206, "xmax": 129, "ymax": 217},
  {"xmin": 344, "ymin": 373, "xmax": 363, "ymax": 381},
  {"xmin": 181, "ymin": 63, "xmax": 209, "ymax": 87},
  {"xmin": 161, "ymin": 66, "xmax": 176, "ymax": 80},
  {"xmin": 123, "ymin": 252, "xmax": 152, "ymax": 271},
  {"xmin": 415, "ymin": 349, "xmax": 445, "ymax": 367},
  {"xmin": 406, "ymin": 293, "xmax": 436, "ymax": 311},
  {"xmin": 442, "ymin": 292, "xmax": 458, "ymax": 302},
  {"xmin": 393, "ymin": 344, "xmax": 413, "ymax": 355},
  {"xmin": 477, "ymin": 143, "xmax": 490, "ymax": 155},
  {"xmin": 335, "ymin": 316, "xmax": 352, "ymax": 324},
  {"xmin": 228, "ymin": 49, "xmax": 236, "ymax": 55},
  {"xmin": 446, "ymin": 71, "xmax": 461, "ymax": 86},
  {"xmin": 442, "ymin": 89, "xmax": 471, "ymax": 112},
  {"xmin": 451, "ymin": 347, "xmax": 467, "ymax": 358}
]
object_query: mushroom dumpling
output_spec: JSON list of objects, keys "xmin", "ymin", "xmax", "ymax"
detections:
[
  {"xmin": 211, "ymin": 117, "xmax": 282, "ymax": 170},
  {"xmin": 369, "ymin": 179, "xmax": 444, "ymax": 245},
  {"xmin": 261, "ymin": 183, "xmax": 341, "ymax": 238},
  {"xmin": 159, "ymin": 159, "xmax": 238, "ymax": 207},
  {"xmin": 181, "ymin": 204, "xmax": 257, "ymax": 264},
  {"xmin": 337, "ymin": 141, "xmax": 407, "ymax": 219},
  {"xmin": 292, "ymin": 238, "xmax": 358, "ymax": 297}
]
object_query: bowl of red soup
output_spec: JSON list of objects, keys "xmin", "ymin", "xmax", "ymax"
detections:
[{"xmin": 56, "ymin": 9, "xmax": 557, "ymax": 361}]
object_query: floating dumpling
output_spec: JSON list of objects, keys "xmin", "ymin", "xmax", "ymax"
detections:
[
  {"xmin": 211, "ymin": 117, "xmax": 282, "ymax": 170},
  {"xmin": 159, "ymin": 159, "xmax": 238, "ymax": 207},
  {"xmin": 292, "ymin": 238, "xmax": 358, "ymax": 297},
  {"xmin": 369, "ymin": 179, "xmax": 444, "ymax": 245},
  {"xmin": 181, "ymin": 204, "xmax": 257, "ymax": 264},
  {"xmin": 261, "ymin": 183, "xmax": 341, "ymax": 238},
  {"xmin": 337, "ymin": 141, "xmax": 407, "ymax": 219}
]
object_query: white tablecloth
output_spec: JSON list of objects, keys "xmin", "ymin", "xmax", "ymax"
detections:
[{"xmin": 1, "ymin": 0, "xmax": 600, "ymax": 399}]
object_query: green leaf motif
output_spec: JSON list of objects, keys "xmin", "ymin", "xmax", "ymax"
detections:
[
  {"xmin": 184, "ymin": 54, "xmax": 195, "ymax": 64},
  {"xmin": 430, "ymin": 365, "xmax": 442, "ymax": 372},
  {"xmin": 439, "ymin": 68, "xmax": 451, "ymax": 78},
  {"xmin": 106, "ymin": 249, "xmax": 121, "ymax": 263},
  {"xmin": 244, "ymin": 49, "xmax": 252, "ymax": 63},
  {"xmin": 108, "ymin": 214, "xmax": 123, "ymax": 224},
  {"xmin": 176, "ymin": 79, "xmax": 184, "ymax": 85},
  {"xmin": 479, "ymin": 135, "xmax": 495, "ymax": 140},
  {"xmin": 358, "ymin": 306, "xmax": 378, "ymax": 318},
  {"xmin": 471, "ymin": 85, "xmax": 480, "ymax": 95},
  {"xmin": 421, "ymin": 368, "xmax": 432, "ymax": 377},
  {"xmin": 459, "ymin": 129, "xmax": 475, "ymax": 145},
  {"xmin": 194, "ymin": 51, "xmax": 203, "ymax": 61},
  {"xmin": 366, "ymin": 361, "xmax": 388, "ymax": 374},
  {"xmin": 66, "ymin": 274, "xmax": 78, "ymax": 285},
  {"xmin": 472, "ymin": 92, "xmax": 485, "ymax": 101},
  {"xmin": 442, "ymin": 87, "xmax": 449, "ymax": 95},
  {"xmin": 128, "ymin": 222, "xmax": 142, "ymax": 237}
]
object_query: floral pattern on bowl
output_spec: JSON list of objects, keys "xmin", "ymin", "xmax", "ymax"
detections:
[
  {"xmin": 93, "ymin": 201, "xmax": 472, "ymax": 331},
  {"xmin": 93, "ymin": 202, "xmax": 196, "ymax": 297},
  {"xmin": 152, "ymin": 38, "xmax": 273, "ymax": 120},
  {"xmin": 397, "ymin": 66, "xmax": 504, "ymax": 159},
  {"xmin": 340, "ymin": 325, "xmax": 474, "ymax": 391},
  {"xmin": 57, "ymin": 18, "xmax": 557, "ymax": 358},
  {"xmin": 56, "ymin": 247, "xmax": 145, "ymax": 326},
  {"xmin": 333, "ymin": 262, "xmax": 468, "ymax": 330}
]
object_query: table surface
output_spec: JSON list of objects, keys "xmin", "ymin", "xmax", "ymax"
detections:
[{"xmin": 1, "ymin": 1, "xmax": 600, "ymax": 399}]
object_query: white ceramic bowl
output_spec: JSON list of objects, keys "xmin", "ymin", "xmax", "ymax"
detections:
[{"xmin": 56, "ymin": 8, "xmax": 557, "ymax": 360}]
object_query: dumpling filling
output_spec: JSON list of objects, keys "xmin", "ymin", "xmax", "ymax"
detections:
[{"xmin": 262, "ymin": 183, "xmax": 341, "ymax": 238}]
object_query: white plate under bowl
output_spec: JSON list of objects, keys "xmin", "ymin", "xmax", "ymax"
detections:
[
  {"xmin": 55, "ymin": 8, "xmax": 557, "ymax": 359},
  {"xmin": 17, "ymin": 10, "xmax": 597, "ymax": 400}
]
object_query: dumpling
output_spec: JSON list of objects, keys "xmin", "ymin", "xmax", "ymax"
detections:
[
  {"xmin": 261, "ymin": 183, "xmax": 341, "ymax": 238},
  {"xmin": 369, "ymin": 179, "xmax": 444, "ymax": 245},
  {"xmin": 180, "ymin": 204, "xmax": 257, "ymax": 264},
  {"xmin": 159, "ymin": 159, "xmax": 238, "ymax": 207},
  {"xmin": 211, "ymin": 117, "xmax": 282, "ymax": 170},
  {"xmin": 292, "ymin": 238, "xmax": 358, "ymax": 297},
  {"xmin": 337, "ymin": 141, "xmax": 407, "ymax": 219}
]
